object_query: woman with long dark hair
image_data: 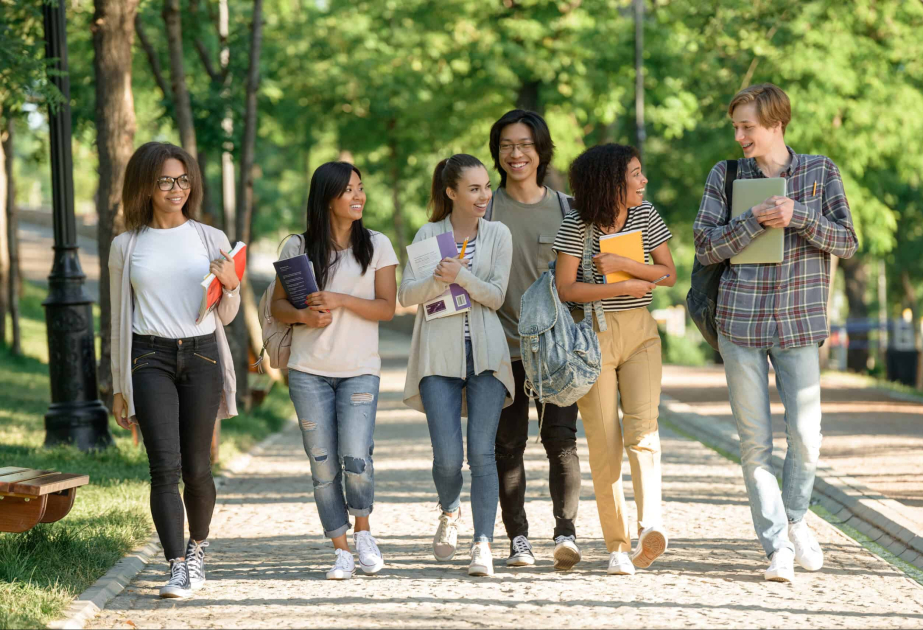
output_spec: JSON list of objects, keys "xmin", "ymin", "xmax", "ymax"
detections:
[
  {"xmin": 553, "ymin": 144, "xmax": 676, "ymax": 576},
  {"xmin": 399, "ymin": 154, "xmax": 513, "ymax": 577},
  {"xmin": 270, "ymin": 161, "xmax": 398, "ymax": 580},
  {"xmin": 110, "ymin": 142, "xmax": 241, "ymax": 599}
]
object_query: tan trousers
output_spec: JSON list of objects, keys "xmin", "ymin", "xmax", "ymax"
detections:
[{"xmin": 575, "ymin": 308, "xmax": 663, "ymax": 553}]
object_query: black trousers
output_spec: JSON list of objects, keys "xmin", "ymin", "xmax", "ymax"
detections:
[
  {"xmin": 131, "ymin": 332, "xmax": 223, "ymax": 561},
  {"xmin": 495, "ymin": 359, "xmax": 581, "ymax": 541}
]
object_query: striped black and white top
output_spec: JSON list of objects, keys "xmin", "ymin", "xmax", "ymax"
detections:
[
  {"xmin": 552, "ymin": 202, "xmax": 672, "ymax": 312},
  {"xmin": 457, "ymin": 237, "xmax": 477, "ymax": 339}
]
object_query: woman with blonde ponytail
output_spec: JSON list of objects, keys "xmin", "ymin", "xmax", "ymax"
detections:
[{"xmin": 399, "ymin": 154, "xmax": 513, "ymax": 577}]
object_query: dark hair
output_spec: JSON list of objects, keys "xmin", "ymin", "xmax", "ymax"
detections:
[
  {"xmin": 568, "ymin": 144, "xmax": 641, "ymax": 229},
  {"xmin": 122, "ymin": 142, "xmax": 202, "ymax": 231},
  {"xmin": 303, "ymin": 161, "xmax": 373, "ymax": 290},
  {"xmin": 488, "ymin": 109, "xmax": 555, "ymax": 188},
  {"xmin": 428, "ymin": 154, "xmax": 486, "ymax": 222}
]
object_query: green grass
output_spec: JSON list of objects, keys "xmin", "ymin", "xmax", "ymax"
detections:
[{"xmin": 0, "ymin": 282, "xmax": 293, "ymax": 629}]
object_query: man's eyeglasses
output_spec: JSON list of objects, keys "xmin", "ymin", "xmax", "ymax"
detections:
[
  {"xmin": 157, "ymin": 175, "xmax": 191, "ymax": 191},
  {"xmin": 498, "ymin": 141, "xmax": 536, "ymax": 154}
]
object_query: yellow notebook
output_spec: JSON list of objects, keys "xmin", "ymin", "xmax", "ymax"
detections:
[{"xmin": 599, "ymin": 229, "xmax": 644, "ymax": 283}]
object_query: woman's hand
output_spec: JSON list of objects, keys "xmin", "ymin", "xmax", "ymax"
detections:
[
  {"xmin": 211, "ymin": 250, "xmax": 240, "ymax": 290},
  {"xmin": 434, "ymin": 257, "xmax": 465, "ymax": 284},
  {"xmin": 619, "ymin": 279, "xmax": 658, "ymax": 299},
  {"xmin": 306, "ymin": 291, "xmax": 343, "ymax": 312},
  {"xmin": 112, "ymin": 393, "xmax": 134, "ymax": 430},
  {"xmin": 301, "ymin": 308, "xmax": 333, "ymax": 328},
  {"xmin": 593, "ymin": 253, "xmax": 633, "ymax": 277}
]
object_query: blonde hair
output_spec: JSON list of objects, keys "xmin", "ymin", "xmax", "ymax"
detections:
[
  {"xmin": 728, "ymin": 83, "xmax": 792, "ymax": 134},
  {"xmin": 122, "ymin": 142, "xmax": 202, "ymax": 231}
]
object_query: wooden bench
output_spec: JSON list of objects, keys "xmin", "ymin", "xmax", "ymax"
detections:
[{"xmin": 0, "ymin": 467, "xmax": 89, "ymax": 533}]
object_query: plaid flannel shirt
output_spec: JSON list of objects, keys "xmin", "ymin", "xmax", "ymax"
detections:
[{"xmin": 693, "ymin": 147, "xmax": 858, "ymax": 349}]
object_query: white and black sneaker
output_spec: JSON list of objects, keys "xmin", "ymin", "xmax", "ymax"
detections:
[
  {"xmin": 354, "ymin": 531, "xmax": 384, "ymax": 575},
  {"xmin": 159, "ymin": 559, "xmax": 192, "ymax": 599},
  {"xmin": 553, "ymin": 535, "xmax": 581, "ymax": 571},
  {"xmin": 185, "ymin": 539, "xmax": 209, "ymax": 590},
  {"xmin": 326, "ymin": 548, "xmax": 356, "ymax": 580},
  {"xmin": 506, "ymin": 535, "xmax": 536, "ymax": 567}
]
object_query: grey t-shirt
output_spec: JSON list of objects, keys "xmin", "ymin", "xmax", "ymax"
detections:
[{"xmin": 490, "ymin": 186, "xmax": 567, "ymax": 359}]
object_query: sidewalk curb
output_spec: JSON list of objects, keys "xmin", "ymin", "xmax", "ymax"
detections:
[
  {"xmin": 47, "ymin": 419, "xmax": 298, "ymax": 630},
  {"xmin": 661, "ymin": 394, "xmax": 923, "ymax": 571}
]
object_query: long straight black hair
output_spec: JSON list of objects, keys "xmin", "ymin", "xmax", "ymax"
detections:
[{"xmin": 303, "ymin": 161, "xmax": 373, "ymax": 290}]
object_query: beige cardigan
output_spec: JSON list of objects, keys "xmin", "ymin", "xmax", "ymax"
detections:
[
  {"xmin": 109, "ymin": 220, "xmax": 241, "ymax": 420},
  {"xmin": 399, "ymin": 216, "xmax": 514, "ymax": 415}
]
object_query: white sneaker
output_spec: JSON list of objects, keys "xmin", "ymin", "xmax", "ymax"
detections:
[
  {"xmin": 433, "ymin": 508, "xmax": 460, "ymax": 561},
  {"xmin": 553, "ymin": 535, "xmax": 581, "ymax": 571},
  {"xmin": 159, "ymin": 559, "xmax": 192, "ymax": 599},
  {"xmin": 631, "ymin": 526, "xmax": 668, "ymax": 569},
  {"xmin": 354, "ymin": 531, "xmax": 384, "ymax": 575},
  {"xmin": 468, "ymin": 542, "xmax": 494, "ymax": 577},
  {"xmin": 765, "ymin": 547, "xmax": 795, "ymax": 583},
  {"xmin": 607, "ymin": 551, "xmax": 635, "ymax": 575},
  {"xmin": 507, "ymin": 535, "xmax": 536, "ymax": 567},
  {"xmin": 789, "ymin": 520, "xmax": 823, "ymax": 571},
  {"xmin": 325, "ymin": 548, "xmax": 356, "ymax": 580}
]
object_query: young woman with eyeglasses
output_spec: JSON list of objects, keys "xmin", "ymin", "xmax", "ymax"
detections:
[{"xmin": 109, "ymin": 142, "xmax": 242, "ymax": 599}]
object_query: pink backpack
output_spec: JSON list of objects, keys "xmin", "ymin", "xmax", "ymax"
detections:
[{"xmin": 255, "ymin": 235, "xmax": 304, "ymax": 372}]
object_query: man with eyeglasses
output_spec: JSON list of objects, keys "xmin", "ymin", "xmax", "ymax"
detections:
[{"xmin": 486, "ymin": 109, "xmax": 582, "ymax": 571}]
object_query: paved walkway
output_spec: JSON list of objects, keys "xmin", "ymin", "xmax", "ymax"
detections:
[
  {"xmin": 662, "ymin": 365, "xmax": 923, "ymax": 530},
  {"xmin": 88, "ymin": 342, "xmax": 923, "ymax": 628}
]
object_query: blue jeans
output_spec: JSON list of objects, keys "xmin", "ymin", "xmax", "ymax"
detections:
[
  {"xmin": 419, "ymin": 341, "xmax": 506, "ymax": 543},
  {"xmin": 718, "ymin": 333, "xmax": 823, "ymax": 557},
  {"xmin": 288, "ymin": 370, "xmax": 380, "ymax": 538}
]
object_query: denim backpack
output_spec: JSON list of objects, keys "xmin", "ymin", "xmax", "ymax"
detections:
[
  {"xmin": 687, "ymin": 160, "xmax": 736, "ymax": 351},
  {"xmin": 518, "ymin": 223, "xmax": 606, "ymax": 421}
]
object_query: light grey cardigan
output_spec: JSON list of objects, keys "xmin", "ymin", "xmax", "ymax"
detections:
[
  {"xmin": 109, "ymin": 220, "xmax": 241, "ymax": 420},
  {"xmin": 399, "ymin": 216, "xmax": 515, "ymax": 415}
]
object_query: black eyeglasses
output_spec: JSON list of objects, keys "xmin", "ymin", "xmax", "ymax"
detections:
[{"xmin": 157, "ymin": 175, "xmax": 191, "ymax": 191}]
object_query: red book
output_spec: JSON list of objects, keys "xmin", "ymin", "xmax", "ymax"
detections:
[{"xmin": 196, "ymin": 242, "xmax": 247, "ymax": 323}]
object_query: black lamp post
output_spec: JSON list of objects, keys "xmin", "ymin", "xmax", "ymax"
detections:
[{"xmin": 41, "ymin": 0, "xmax": 112, "ymax": 450}]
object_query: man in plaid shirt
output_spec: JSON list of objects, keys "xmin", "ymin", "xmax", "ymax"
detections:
[{"xmin": 693, "ymin": 83, "xmax": 858, "ymax": 583}]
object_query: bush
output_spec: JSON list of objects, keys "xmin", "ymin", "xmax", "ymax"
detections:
[{"xmin": 659, "ymin": 329, "xmax": 710, "ymax": 366}]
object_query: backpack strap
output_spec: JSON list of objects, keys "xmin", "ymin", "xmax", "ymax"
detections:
[
  {"xmin": 555, "ymin": 190, "xmax": 572, "ymax": 218},
  {"xmin": 581, "ymin": 221, "xmax": 608, "ymax": 333},
  {"xmin": 724, "ymin": 160, "xmax": 738, "ymax": 222},
  {"xmin": 484, "ymin": 196, "xmax": 494, "ymax": 221}
]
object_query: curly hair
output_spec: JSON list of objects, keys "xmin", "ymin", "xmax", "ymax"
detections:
[{"xmin": 568, "ymin": 144, "xmax": 640, "ymax": 229}]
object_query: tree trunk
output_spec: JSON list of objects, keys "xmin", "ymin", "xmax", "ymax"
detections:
[
  {"xmin": 388, "ymin": 141, "xmax": 407, "ymax": 270},
  {"xmin": 3, "ymin": 115, "xmax": 20, "ymax": 355},
  {"xmin": 162, "ymin": 0, "xmax": 197, "ymax": 157},
  {"xmin": 0, "ymin": 105, "xmax": 8, "ymax": 348},
  {"xmin": 516, "ymin": 80, "xmax": 542, "ymax": 114},
  {"xmin": 840, "ymin": 256, "xmax": 870, "ymax": 373},
  {"xmin": 819, "ymin": 255, "xmax": 839, "ymax": 370},
  {"xmin": 93, "ymin": 0, "xmax": 140, "ymax": 407},
  {"xmin": 199, "ymin": 148, "xmax": 216, "ymax": 226},
  {"xmin": 230, "ymin": 0, "xmax": 265, "ymax": 410},
  {"xmin": 900, "ymin": 271, "xmax": 923, "ymax": 390}
]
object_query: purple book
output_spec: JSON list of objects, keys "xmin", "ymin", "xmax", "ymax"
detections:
[{"xmin": 435, "ymin": 232, "xmax": 471, "ymax": 311}]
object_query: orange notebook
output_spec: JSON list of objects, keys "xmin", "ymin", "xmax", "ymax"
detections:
[
  {"xmin": 598, "ymin": 229, "xmax": 644, "ymax": 283},
  {"xmin": 196, "ymin": 241, "xmax": 247, "ymax": 323}
]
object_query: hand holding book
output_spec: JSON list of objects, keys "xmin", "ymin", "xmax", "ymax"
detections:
[{"xmin": 210, "ymin": 249, "xmax": 241, "ymax": 290}]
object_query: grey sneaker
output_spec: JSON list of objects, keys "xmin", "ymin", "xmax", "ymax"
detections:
[
  {"xmin": 507, "ymin": 535, "xmax": 536, "ymax": 567},
  {"xmin": 185, "ymin": 539, "xmax": 209, "ymax": 590},
  {"xmin": 553, "ymin": 535, "xmax": 581, "ymax": 571},
  {"xmin": 159, "ymin": 559, "xmax": 192, "ymax": 599},
  {"xmin": 433, "ymin": 507, "xmax": 461, "ymax": 561}
]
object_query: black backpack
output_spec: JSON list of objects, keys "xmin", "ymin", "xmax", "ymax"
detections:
[{"xmin": 686, "ymin": 160, "xmax": 737, "ymax": 351}]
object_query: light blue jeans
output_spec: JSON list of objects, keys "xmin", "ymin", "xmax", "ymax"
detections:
[
  {"xmin": 288, "ymin": 370, "xmax": 380, "ymax": 538},
  {"xmin": 718, "ymin": 333, "xmax": 823, "ymax": 557},
  {"xmin": 419, "ymin": 341, "xmax": 507, "ymax": 543}
]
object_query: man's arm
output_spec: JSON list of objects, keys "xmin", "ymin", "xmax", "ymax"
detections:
[
  {"xmin": 788, "ymin": 158, "xmax": 859, "ymax": 259},
  {"xmin": 693, "ymin": 162, "xmax": 767, "ymax": 265}
]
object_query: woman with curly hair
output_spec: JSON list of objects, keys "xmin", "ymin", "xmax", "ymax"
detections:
[{"xmin": 552, "ymin": 144, "xmax": 676, "ymax": 576}]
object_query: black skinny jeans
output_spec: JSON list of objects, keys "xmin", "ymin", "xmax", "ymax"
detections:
[
  {"xmin": 131, "ymin": 332, "xmax": 223, "ymax": 561},
  {"xmin": 495, "ymin": 359, "xmax": 581, "ymax": 541}
]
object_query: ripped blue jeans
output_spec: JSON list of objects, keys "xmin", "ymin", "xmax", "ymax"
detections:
[{"xmin": 288, "ymin": 370, "xmax": 379, "ymax": 538}]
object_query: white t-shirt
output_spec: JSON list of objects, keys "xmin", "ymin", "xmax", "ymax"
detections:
[
  {"xmin": 130, "ymin": 221, "xmax": 217, "ymax": 338},
  {"xmin": 280, "ymin": 231, "xmax": 399, "ymax": 378}
]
